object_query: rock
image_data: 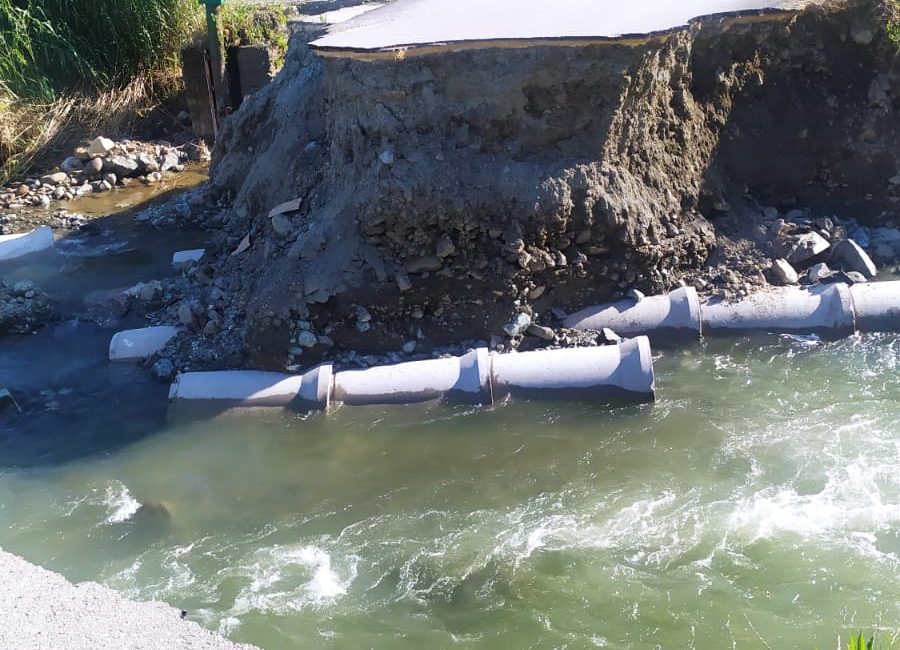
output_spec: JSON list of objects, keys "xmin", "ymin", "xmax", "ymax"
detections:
[
  {"xmin": 143, "ymin": 171, "xmax": 163, "ymax": 184},
  {"xmin": 526, "ymin": 323, "xmax": 555, "ymax": 341},
  {"xmin": 808, "ymin": 262, "xmax": 834, "ymax": 283},
  {"xmin": 177, "ymin": 302, "xmax": 195, "ymax": 325},
  {"xmin": 379, "ymin": 148, "xmax": 394, "ymax": 165},
  {"xmin": 395, "ymin": 270, "xmax": 412, "ymax": 292},
  {"xmin": 405, "ymin": 256, "xmax": 442, "ymax": 274},
  {"xmin": 296, "ymin": 331, "xmax": 318, "ymax": 348},
  {"xmin": 39, "ymin": 172, "xmax": 68, "ymax": 186},
  {"xmin": 356, "ymin": 305, "xmax": 372, "ymax": 323},
  {"xmin": 271, "ymin": 214, "xmax": 293, "ymax": 236},
  {"xmin": 402, "ymin": 340, "xmax": 417, "ymax": 354},
  {"xmin": 87, "ymin": 136, "xmax": 115, "ymax": 157},
  {"xmin": 600, "ymin": 327, "xmax": 623, "ymax": 344},
  {"xmin": 850, "ymin": 21, "xmax": 874, "ymax": 45},
  {"xmin": 85, "ymin": 157, "xmax": 103, "ymax": 174},
  {"xmin": 840, "ymin": 271, "xmax": 868, "ymax": 285},
  {"xmin": 159, "ymin": 152, "xmax": 180, "ymax": 172},
  {"xmin": 435, "ymin": 234, "xmax": 455, "ymax": 258},
  {"xmin": 60, "ymin": 156, "xmax": 83, "ymax": 173},
  {"xmin": 890, "ymin": 175, "xmax": 900, "ymax": 187},
  {"xmin": 814, "ymin": 217, "xmax": 833, "ymax": 232},
  {"xmin": 771, "ymin": 258, "xmax": 799, "ymax": 285},
  {"xmin": 12, "ymin": 280, "xmax": 34, "ymax": 296},
  {"xmin": 503, "ymin": 313, "xmax": 531, "ymax": 337},
  {"xmin": 627, "ymin": 288, "xmax": 645, "ymax": 303},
  {"xmin": 103, "ymin": 173, "xmax": 117, "ymax": 186},
  {"xmin": 136, "ymin": 153, "xmax": 159, "ymax": 173},
  {"xmin": 103, "ymin": 155, "xmax": 139, "ymax": 178},
  {"xmin": 51, "ymin": 187, "xmax": 67, "ymax": 201},
  {"xmin": 151, "ymin": 358, "xmax": 175, "ymax": 382},
  {"xmin": 783, "ymin": 231, "xmax": 830, "ymax": 265},
  {"xmin": 831, "ymin": 239, "xmax": 877, "ymax": 278}
]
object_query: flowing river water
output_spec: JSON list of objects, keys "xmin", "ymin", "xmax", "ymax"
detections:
[{"xmin": 1, "ymin": 184, "xmax": 899, "ymax": 649}]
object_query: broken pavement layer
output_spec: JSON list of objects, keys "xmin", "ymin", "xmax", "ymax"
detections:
[
  {"xmin": 208, "ymin": 0, "xmax": 899, "ymax": 370},
  {"xmin": 311, "ymin": 0, "xmax": 815, "ymax": 53}
]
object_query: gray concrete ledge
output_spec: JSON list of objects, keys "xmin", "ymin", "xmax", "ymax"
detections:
[
  {"xmin": 0, "ymin": 549, "xmax": 258, "ymax": 650},
  {"xmin": 311, "ymin": 0, "xmax": 817, "ymax": 53}
]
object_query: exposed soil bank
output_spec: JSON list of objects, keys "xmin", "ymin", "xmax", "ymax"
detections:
[
  {"xmin": 0, "ymin": 548, "xmax": 258, "ymax": 649},
  {"xmin": 200, "ymin": 0, "xmax": 898, "ymax": 370}
]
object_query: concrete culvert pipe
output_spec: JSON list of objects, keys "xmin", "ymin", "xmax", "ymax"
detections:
[
  {"xmin": 332, "ymin": 348, "xmax": 491, "ymax": 406},
  {"xmin": 168, "ymin": 365, "xmax": 333, "ymax": 410},
  {"xmin": 490, "ymin": 336, "xmax": 655, "ymax": 403},
  {"xmin": 563, "ymin": 287, "xmax": 702, "ymax": 341},
  {"xmin": 849, "ymin": 280, "xmax": 900, "ymax": 333},
  {"xmin": 701, "ymin": 283, "xmax": 856, "ymax": 336}
]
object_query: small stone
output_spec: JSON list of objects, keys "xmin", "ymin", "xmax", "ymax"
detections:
[
  {"xmin": 159, "ymin": 152, "xmax": 180, "ymax": 172},
  {"xmin": 356, "ymin": 306, "xmax": 372, "ymax": 323},
  {"xmin": 503, "ymin": 313, "xmax": 531, "ymax": 337},
  {"xmin": 103, "ymin": 173, "xmax": 117, "ymax": 186},
  {"xmin": 395, "ymin": 270, "xmax": 412, "ymax": 292},
  {"xmin": 771, "ymin": 258, "xmax": 799, "ymax": 285},
  {"xmin": 60, "ymin": 156, "xmax": 83, "ymax": 173},
  {"xmin": 784, "ymin": 231, "xmax": 830, "ymax": 265},
  {"xmin": 627, "ymin": 288, "xmax": 645, "ymax": 303},
  {"xmin": 808, "ymin": 262, "xmax": 833, "ymax": 283},
  {"xmin": 712, "ymin": 199, "xmax": 730, "ymax": 213},
  {"xmin": 136, "ymin": 152, "xmax": 159, "ymax": 172},
  {"xmin": 86, "ymin": 157, "xmax": 103, "ymax": 174},
  {"xmin": 296, "ymin": 331, "xmax": 318, "ymax": 348},
  {"xmin": 405, "ymin": 256, "xmax": 442, "ymax": 274},
  {"xmin": 526, "ymin": 324, "xmax": 555, "ymax": 341},
  {"xmin": 177, "ymin": 302, "xmax": 195, "ymax": 325},
  {"xmin": 103, "ymin": 155, "xmax": 139, "ymax": 177},
  {"xmin": 889, "ymin": 175, "xmax": 900, "ymax": 187},
  {"xmin": 203, "ymin": 320, "xmax": 221, "ymax": 335},
  {"xmin": 151, "ymin": 358, "xmax": 175, "ymax": 382},
  {"xmin": 435, "ymin": 234, "xmax": 455, "ymax": 258},
  {"xmin": 831, "ymin": 239, "xmax": 877, "ymax": 279},
  {"xmin": 271, "ymin": 213, "xmax": 293, "ymax": 236},
  {"xmin": 600, "ymin": 328, "xmax": 623, "ymax": 344},
  {"xmin": 87, "ymin": 136, "xmax": 115, "ymax": 157},
  {"xmin": 40, "ymin": 172, "xmax": 68, "ymax": 185},
  {"xmin": 402, "ymin": 340, "xmax": 417, "ymax": 354},
  {"xmin": 379, "ymin": 148, "xmax": 394, "ymax": 165}
]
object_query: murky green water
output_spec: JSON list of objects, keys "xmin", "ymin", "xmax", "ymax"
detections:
[
  {"xmin": 2, "ymin": 331, "xmax": 898, "ymax": 649},
  {"xmin": 1, "ymin": 185, "xmax": 899, "ymax": 649}
]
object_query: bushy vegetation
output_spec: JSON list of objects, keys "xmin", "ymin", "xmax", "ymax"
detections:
[
  {"xmin": 0, "ymin": 0, "xmax": 200, "ymax": 102},
  {"xmin": 0, "ymin": 0, "xmax": 292, "ymax": 181}
]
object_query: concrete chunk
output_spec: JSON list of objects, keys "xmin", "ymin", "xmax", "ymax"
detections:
[
  {"xmin": 109, "ymin": 326, "xmax": 178, "ymax": 361},
  {"xmin": 172, "ymin": 249, "xmax": 206, "ymax": 268},
  {"xmin": 831, "ymin": 238, "xmax": 877, "ymax": 279},
  {"xmin": 0, "ymin": 226, "xmax": 54, "ymax": 261}
]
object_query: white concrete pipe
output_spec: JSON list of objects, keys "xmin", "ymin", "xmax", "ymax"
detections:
[
  {"xmin": 332, "ymin": 348, "xmax": 491, "ymax": 405},
  {"xmin": 0, "ymin": 226, "xmax": 54, "ymax": 261},
  {"xmin": 168, "ymin": 365, "xmax": 333, "ymax": 410},
  {"xmin": 490, "ymin": 336, "xmax": 655, "ymax": 402},
  {"xmin": 702, "ymin": 283, "xmax": 856, "ymax": 336},
  {"xmin": 849, "ymin": 280, "xmax": 900, "ymax": 333},
  {"xmin": 109, "ymin": 326, "xmax": 178, "ymax": 361},
  {"xmin": 563, "ymin": 287, "xmax": 702, "ymax": 341}
]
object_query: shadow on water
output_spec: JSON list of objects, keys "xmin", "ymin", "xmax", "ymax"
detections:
[{"xmin": 0, "ymin": 175, "xmax": 210, "ymax": 468}]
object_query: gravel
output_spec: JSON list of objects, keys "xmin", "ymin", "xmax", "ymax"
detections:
[{"xmin": 0, "ymin": 549, "xmax": 258, "ymax": 650}]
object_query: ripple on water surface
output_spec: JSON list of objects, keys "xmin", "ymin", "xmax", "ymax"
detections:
[{"xmin": 0, "ymin": 333, "xmax": 898, "ymax": 649}]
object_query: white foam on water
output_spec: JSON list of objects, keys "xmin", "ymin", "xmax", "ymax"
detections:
[
  {"xmin": 228, "ymin": 544, "xmax": 359, "ymax": 619},
  {"xmin": 102, "ymin": 480, "xmax": 141, "ymax": 524}
]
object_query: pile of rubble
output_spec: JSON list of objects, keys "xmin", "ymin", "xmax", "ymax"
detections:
[
  {"xmin": 0, "ymin": 136, "xmax": 203, "ymax": 211},
  {"xmin": 0, "ymin": 279, "xmax": 54, "ymax": 335}
]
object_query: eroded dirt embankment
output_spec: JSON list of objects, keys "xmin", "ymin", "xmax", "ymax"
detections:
[{"xmin": 202, "ymin": 0, "xmax": 898, "ymax": 370}]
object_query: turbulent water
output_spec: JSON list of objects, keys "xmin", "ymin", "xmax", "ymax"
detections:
[{"xmin": 2, "ymin": 318, "xmax": 899, "ymax": 647}]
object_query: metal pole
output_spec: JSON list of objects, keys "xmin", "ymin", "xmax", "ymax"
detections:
[{"xmin": 200, "ymin": 0, "xmax": 226, "ymax": 128}]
